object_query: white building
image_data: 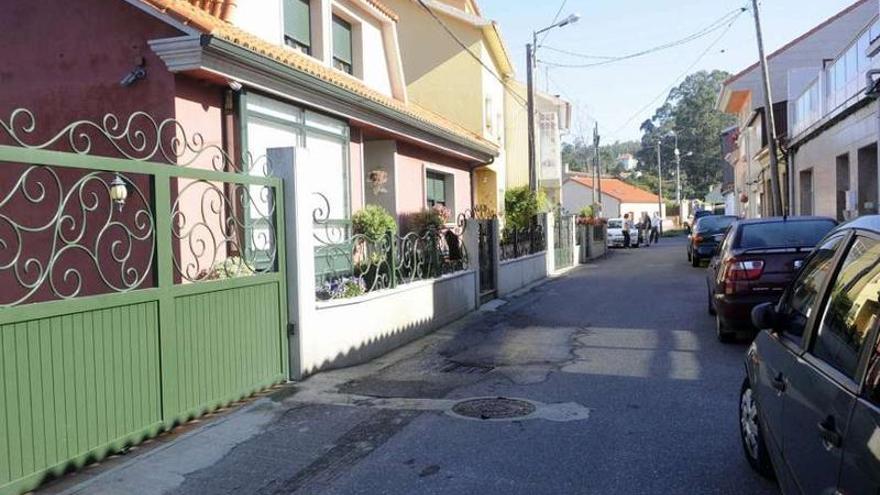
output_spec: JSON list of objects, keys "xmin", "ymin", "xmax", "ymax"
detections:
[
  {"xmin": 562, "ymin": 175, "xmax": 666, "ymax": 221},
  {"xmin": 716, "ymin": 0, "xmax": 877, "ymax": 218}
]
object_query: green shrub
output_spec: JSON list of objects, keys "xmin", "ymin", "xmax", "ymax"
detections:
[
  {"xmin": 352, "ymin": 205, "xmax": 397, "ymax": 241},
  {"xmin": 504, "ymin": 186, "xmax": 544, "ymax": 231},
  {"xmin": 407, "ymin": 208, "xmax": 445, "ymax": 233}
]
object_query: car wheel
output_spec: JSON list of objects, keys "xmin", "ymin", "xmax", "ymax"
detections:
[
  {"xmin": 691, "ymin": 254, "xmax": 700, "ymax": 267},
  {"xmin": 707, "ymin": 289, "xmax": 716, "ymax": 316},
  {"xmin": 687, "ymin": 250, "xmax": 692, "ymax": 262},
  {"xmin": 716, "ymin": 314, "xmax": 735, "ymax": 343},
  {"xmin": 740, "ymin": 378, "xmax": 775, "ymax": 480}
]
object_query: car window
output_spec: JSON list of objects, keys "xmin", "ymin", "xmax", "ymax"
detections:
[
  {"xmin": 739, "ymin": 220, "xmax": 837, "ymax": 249},
  {"xmin": 811, "ymin": 236, "xmax": 880, "ymax": 379},
  {"xmin": 608, "ymin": 220, "xmax": 622, "ymax": 229},
  {"xmin": 777, "ymin": 234, "xmax": 846, "ymax": 346},
  {"xmin": 695, "ymin": 216, "xmax": 736, "ymax": 234},
  {"xmin": 865, "ymin": 334, "xmax": 880, "ymax": 406}
]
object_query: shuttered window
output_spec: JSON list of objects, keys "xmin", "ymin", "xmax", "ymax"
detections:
[
  {"xmin": 332, "ymin": 15, "xmax": 353, "ymax": 74},
  {"xmin": 426, "ymin": 172, "xmax": 447, "ymax": 207},
  {"xmin": 284, "ymin": 0, "xmax": 311, "ymax": 54}
]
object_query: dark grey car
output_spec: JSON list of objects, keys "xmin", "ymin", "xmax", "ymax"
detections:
[{"xmin": 740, "ymin": 215, "xmax": 880, "ymax": 494}]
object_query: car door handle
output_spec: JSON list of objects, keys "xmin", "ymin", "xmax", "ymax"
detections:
[
  {"xmin": 771, "ymin": 373, "xmax": 786, "ymax": 393},
  {"xmin": 817, "ymin": 416, "xmax": 842, "ymax": 449}
]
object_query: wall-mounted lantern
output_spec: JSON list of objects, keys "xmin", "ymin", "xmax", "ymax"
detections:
[{"xmin": 109, "ymin": 174, "xmax": 128, "ymax": 211}]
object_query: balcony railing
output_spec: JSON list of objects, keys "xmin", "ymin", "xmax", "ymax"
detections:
[{"xmin": 791, "ymin": 16, "xmax": 880, "ymax": 139}]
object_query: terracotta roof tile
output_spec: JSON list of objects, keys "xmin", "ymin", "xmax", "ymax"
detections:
[
  {"xmin": 140, "ymin": 0, "xmax": 493, "ymax": 152},
  {"xmin": 567, "ymin": 176, "xmax": 661, "ymax": 204}
]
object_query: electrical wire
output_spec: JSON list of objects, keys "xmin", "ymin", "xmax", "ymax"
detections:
[
  {"xmin": 538, "ymin": 6, "xmax": 747, "ymax": 69},
  {"xmin": 537, "ymin": 0, "xmax": 568, "ymax": 47},
  {"xmin": 605, "ymin": 12, "xmax": 743, "ymax": 140},
  {"xmin": 415, "ymin": 0, "xmax": 528, "ymax": 108}
]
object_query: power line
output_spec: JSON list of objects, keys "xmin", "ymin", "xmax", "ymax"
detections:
[
  {"xmin": 537, "ymin": 0, "xmax": 568, "ymax": 47},
  {"xmin": 607, "ymin": 12, "xmax": 743, "ymax": 140},
  {"xmin": 415, "ymin": 0, "xmax": 528, "ymax": 108},
  {"xmin": 538, "ymin": 7, "xmax": 747, "ymax": 69}
]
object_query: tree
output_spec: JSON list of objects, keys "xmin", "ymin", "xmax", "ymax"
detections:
[
  {"xmin": 635, "ymin": 70, "xmax": 735, "ymax": 200},
  {"xmin": 562, "ymin": 138, "xmax": 640, "ymax": 176}
]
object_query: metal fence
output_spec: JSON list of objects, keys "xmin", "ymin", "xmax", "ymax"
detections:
[
  {"xmin": 0, "ymin": 109, "xmax": 288, "ymax": 495},
  {"xmin": 553, "ymin": 211, "xmax": 574, "ymax": 270},
  {"xmin": 500, "ymin": 220, "xmax": 545, "ymax": 261},
  {"xmin": 313, "ymin": 199, "xmax": 468, "ymax": 301}
]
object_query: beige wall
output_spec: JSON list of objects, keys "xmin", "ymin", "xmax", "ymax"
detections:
[
  {"xmin": 791, "ymin": 100, "xmax": 879, "ymax": 218},
  {"xmin": 505, "ymin": 80, "xmax": 529, "ymax": 189},
  {"xmin": 386, "ymin": 0, "xmax": 484, "ymax": 134}
]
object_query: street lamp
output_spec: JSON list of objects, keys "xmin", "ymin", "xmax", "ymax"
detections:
[
  {"xmin": 669, "ymin": 130, "xmax": 694, "ymax": 225},
  {"xmin": 527, "ymin": 13, "xmax": 580, "ymax": 192}
]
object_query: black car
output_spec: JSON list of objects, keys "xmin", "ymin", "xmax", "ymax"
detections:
[
  {"xmin": 740, "ymin": 215, "xmax": 880, "ymax": 493},
  {"xmin": 688, "ymin": 214, "xmax": 737, "ymax": 267},
  {"xmin": 707, "ymin": 216, "xmax": 837, "ymax": 341}
]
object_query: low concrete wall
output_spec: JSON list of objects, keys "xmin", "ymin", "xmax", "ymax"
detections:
[
  {"xmin": 497, "ymin": 252, "xmax": 548, "ymax": 297},
  {"xmin": 579, "ymin": 225, "xmax": 608, "ymax": 262},
  {"xmin": 300, "ymin": 270, "xmax": 477, "ymax": 375}
]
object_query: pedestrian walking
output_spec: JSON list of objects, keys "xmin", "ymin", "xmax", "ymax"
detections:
[
  {"xmin": 622, "ymin": 213, "xmax": 632, "ymax": 248},
  {"xmin": 651, "ymin": 212, "xmax": 661, "ymax": 244},
  {"xmin": 642, "ymin": 213, "xmax": 652, "ymax": 247}
]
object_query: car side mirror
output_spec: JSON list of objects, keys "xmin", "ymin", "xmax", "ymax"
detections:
[{"xmin": 751, "ymin": 302, "xmax": 777, "ymax": 331}]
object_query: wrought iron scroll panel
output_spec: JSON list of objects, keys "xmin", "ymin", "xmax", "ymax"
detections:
[
  {"xmin": 312, "ymin": 192, "xmax": 469, "ymax": 300},
  {"xmin": 0, "ymin": 109, "xmax": 282, "ymax": 308}
]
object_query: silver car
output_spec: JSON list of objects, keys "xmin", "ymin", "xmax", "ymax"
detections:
[{"xmin": 740, "ymin": 215, "xmax": 880, "ymax": 493}]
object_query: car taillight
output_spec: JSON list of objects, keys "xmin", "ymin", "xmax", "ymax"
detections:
[
  {"xmin": 721, "ymin": 258, "xmax": 764, "ymax": 294},
  {"xmin": 693, "ymin": 235, "xmax": 703, "ymax": 244}
]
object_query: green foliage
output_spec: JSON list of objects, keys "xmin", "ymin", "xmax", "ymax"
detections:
[
  {"xmin": 635, "ymin": 70, "xmax": 736, "ymax": 199},
  {"xmin": 352, "ymin": 205, "xmax": 397, "ymax": 241},
  {"xmin": 504, "ymin": 186, "xmax": 543, "ymax": 230},
  {"xmin": 562, "ymin": 139, "xmax": 641, "ymax": 176},
  {"xmin": 579, "ymin": 205, "xmax": 594, "ymax": 218},
  {"xmin": 407, "ymin": 208, "xmax": 445, "ymax": 233}
]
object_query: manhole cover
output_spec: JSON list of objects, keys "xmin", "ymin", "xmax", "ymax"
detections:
[{"xmin": 450, "ymin": 397, "xmax": 536, "ymax": 420}]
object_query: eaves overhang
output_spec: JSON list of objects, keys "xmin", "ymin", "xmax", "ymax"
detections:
[{"xmin": 149, "ymin": 35, "xmax": 497, "ymax": 164}]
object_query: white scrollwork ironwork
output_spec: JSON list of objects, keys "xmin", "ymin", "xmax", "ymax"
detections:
[
  {"xmin": 0, "ymin": 108, "xmax": 271, "ymax": 175},
  {"xmin": 0, "ymin": 166, "xmax": 155, "ymax": 307},
  {"xmin": 312, "ymin": 192, "xmax": 468, "ymax": 300},
  {"xmin": 171, "ymin": 180, "xmax": 278, "ymax": 282}
]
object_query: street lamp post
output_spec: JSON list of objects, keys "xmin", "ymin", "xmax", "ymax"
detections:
[
  {"xmin": 656, "ymin": 139, "xmax": 663, "ymax": 234},
  {"xmin": 527, "ymin": 13, "xmax": 580, "ymax": 192}
]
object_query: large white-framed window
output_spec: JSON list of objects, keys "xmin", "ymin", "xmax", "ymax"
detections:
[{"xmin": 241, "ymin": 92, "xmax": 352, "ymax": 277}]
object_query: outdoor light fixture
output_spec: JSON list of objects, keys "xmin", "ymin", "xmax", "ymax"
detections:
[
  {"xmin": 556, "ymin": 13, "xmax": 581, "ymax": 28},
  {"xmin": 109, "ymin": 174, "xmax": 128, "ymax": 211}
]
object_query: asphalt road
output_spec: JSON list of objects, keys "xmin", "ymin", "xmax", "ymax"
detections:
[{"xmin": 53, "ymin": 237, "xmax": 780, "ymax": 495}]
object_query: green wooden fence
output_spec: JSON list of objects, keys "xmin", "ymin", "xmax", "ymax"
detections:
[{"xmin": 0, "ymin": 111, "xmax": 288, "ymax": 495}]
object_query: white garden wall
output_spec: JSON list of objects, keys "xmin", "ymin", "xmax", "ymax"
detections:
[
  {"xmin": 497, "ymin": 252, "xmax": 548, "ymax": 297},
  {"xmin": 300, "ymin": 270, "xmax": 477, "ymax": 374}
]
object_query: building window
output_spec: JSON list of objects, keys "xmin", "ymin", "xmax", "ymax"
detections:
[
  {"xmin": 283, "ymin": 0, "xmax": 311, "ymax": 54},
  {"xmin": 426, "ymin": 171, "xmax": 448, "ymax": 207},
  {"xmin": 332, "ymin": 15, "xmax": 353, "ymax": 74}
]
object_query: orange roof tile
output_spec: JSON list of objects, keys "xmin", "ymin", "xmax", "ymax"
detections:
[
  {"xmin": 567, "ymin": 176, "xmax": 661, "ymax": 204},
  {"xmin": 140, "ymin": 0, "xmax": 492, "ymax": 152}
]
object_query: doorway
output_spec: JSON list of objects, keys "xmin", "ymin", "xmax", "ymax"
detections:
[
  {"xmin": 836, "ymin": 153, "xmax": 850, "ymax": 221},
  {"xmin": 857, "ymin": 144, "xmax": 878, "ymax": 215}
]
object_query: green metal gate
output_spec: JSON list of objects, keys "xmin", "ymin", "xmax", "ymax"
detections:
[
  {"xmin": 0, "ymin": 110, "xmax": 288, "ymax": 495},
  {"xmin": 554, "ymin": 210, "xmax": 574, "ymax": 270}
]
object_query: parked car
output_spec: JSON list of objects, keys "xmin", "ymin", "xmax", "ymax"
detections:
[
  {"xmin": 688, "ymin": 214, "xmax": 738, "ymax": 267},
  {"xmin": 707, "ymin": 216, "xmax": 837, "ymax": 342},
  {"xmin": 606, "ymin": 218, "xmax": 639, "ymax": 248},
  {"xmin": 740, "ymin": 215, "xmax": 880, "ymax": 493}
]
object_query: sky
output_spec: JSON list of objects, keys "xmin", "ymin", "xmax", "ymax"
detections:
[{"xmin": 478, "ymin": 0, "xmax": 859, "ymax": 143}]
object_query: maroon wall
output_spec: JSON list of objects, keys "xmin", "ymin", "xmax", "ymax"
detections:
[{"xmin": 0, "ymin": 0, "xmax": 210, "ymax": 304}]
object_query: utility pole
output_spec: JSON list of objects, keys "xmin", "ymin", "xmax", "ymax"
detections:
[
  {"xmin": 751, "ymin": 0, "xmax": 784, "ymax": 216},
  {"xmin": 594, "ymin": 123, "xmax": 602, "ymax": 214},
  {"xmin": 527, "ymin": 42, "xmax": 537, "ymax": 192},
  {"xmin": 656, "ymin": 140, "xmax": 664, "ymax": 233}
]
